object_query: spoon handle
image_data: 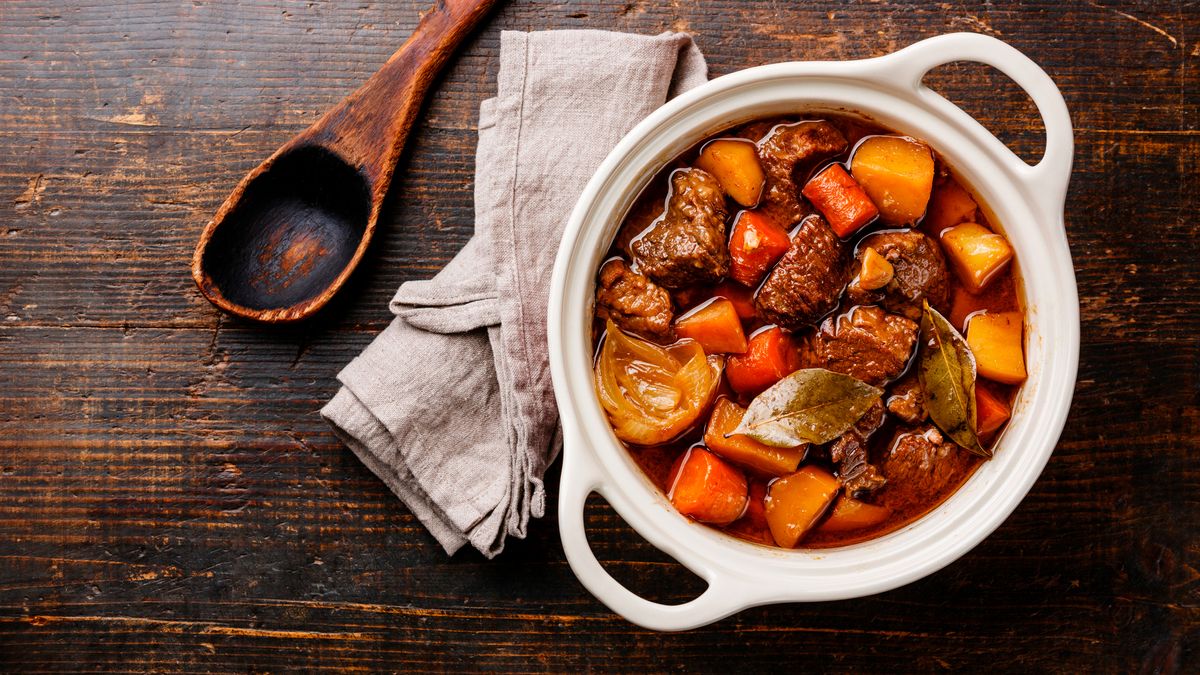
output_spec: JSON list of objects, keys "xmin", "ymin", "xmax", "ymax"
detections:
[{"xmin": 295, "ymin": 0, "xmax": 502, "ymax": 196}]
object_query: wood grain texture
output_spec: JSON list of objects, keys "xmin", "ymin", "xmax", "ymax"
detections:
[{"xmin": 0, "ymin": 0, "xmax": 1196, "ymax": 671}]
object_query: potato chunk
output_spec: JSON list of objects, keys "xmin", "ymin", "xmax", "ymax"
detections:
[
  {"xmin": 764, "ymin": 466, "xmax": 840, "ymax": 548},
  {"xmin": 694, "ymin": 138, "xmax": 766, "ymax": 207},
  {"xmin": 816, "ymin": 497, "xmax": 891, "ymax": 534},
  {"xmin": 966, "ymin": 311, "xmax": 1026, "ymax": 384},
  {"xmin": 940, "ymin": 222, "xmax": 1014, "ymax": 293},
  {"xmin": 850, "ymin": 135, "xmax": 935, "ymax": 225}
]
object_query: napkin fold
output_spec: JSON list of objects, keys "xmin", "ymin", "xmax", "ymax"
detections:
[{"xmin": 322, "ymin": 30, "xmax": 707, "ymax": 557}]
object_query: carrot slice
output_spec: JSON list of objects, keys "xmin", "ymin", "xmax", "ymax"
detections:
[
  {"xmin": 703, "ymin": 398, "xmax": 805, "ymax": 476},
  {"xmin": 764, "ymin": 466, "xmax": 840, "ymax": 548},
  {"xmin": 728, "ymin": 210, "xmax": 791, "ymax": 287},
  {"xmin": 976, "ymin": 383, "xmax": 1012, "ymax": 436},
  {"xmin": 801, "ymin": 163, "xmax": 879, "ymax": 237},
  {"xmin": 668, "ymin": 447, "xmax": 749, "ymax": 525},
  {"xmin": 674, "ymin": 298, "xmax": 748, "ymax": 355},
  {"xmin": 725, "ymin": 327, "xmax": 797, "ymax": 396}
]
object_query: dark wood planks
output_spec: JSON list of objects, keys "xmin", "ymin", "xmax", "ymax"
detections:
[{"xmin": 0, "ymin": 0, "xmax": 1197, "ymax": 671}]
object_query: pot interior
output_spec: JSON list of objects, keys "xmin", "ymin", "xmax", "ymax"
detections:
[{"xmin": 557, "ymin": 69, "xmax": 1073, "ymax": 592}]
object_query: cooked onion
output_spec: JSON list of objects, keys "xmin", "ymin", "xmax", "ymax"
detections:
[{"xmin": 595, "ymin": 319, "xmax": 722, "ymax": 445}]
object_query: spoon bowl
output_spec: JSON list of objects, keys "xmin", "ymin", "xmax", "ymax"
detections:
[
  {"xmin": 192, "ymin": 0, "xmax": 499, "ymax": 323},
  {"xmin": 198, "ymin": 147, "xmax": 370, "ymax": 316}
]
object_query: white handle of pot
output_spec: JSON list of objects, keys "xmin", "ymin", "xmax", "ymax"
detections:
[
  {"xmin": 558, "ymin": 434, "xmax": 751, "ymax": 632},
  {"xmin": 881, "ymin": 32, "xmax": 1074, "ymax": 220}
]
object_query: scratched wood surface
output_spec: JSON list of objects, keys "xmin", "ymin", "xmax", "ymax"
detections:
[{"xmin": 0, "ymin": 0, "xmax": 1196, "ymax": 671}]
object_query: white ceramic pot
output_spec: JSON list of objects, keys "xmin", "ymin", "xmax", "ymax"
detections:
[{"xmin": 547, "ymin": 33, "xmax": 1078, "ymax": 632}]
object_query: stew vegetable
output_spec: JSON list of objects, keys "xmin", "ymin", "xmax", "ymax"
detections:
[{"xmin": 593, "ymin": 114, "xmax": 1025, "ymax": 548}]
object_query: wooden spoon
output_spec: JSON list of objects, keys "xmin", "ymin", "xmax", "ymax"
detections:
[{"xmin": 192, "ymin": 0, "xmax": 500, "ymax": 323}]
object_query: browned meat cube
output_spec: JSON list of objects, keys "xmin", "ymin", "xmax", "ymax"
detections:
[
  {"xmin": 798, "ymin": 305, "xmax": 918, "ymax": 386},
  {"xmin": 847, "ymin": 229, "xmax": 949, "ymax": 320},
  {"xmin": 630, "ymin": 168, "xmax": 729, "ymax": 289},
  {"xmin": 594, "ymin": 259, "xmax": 674, "ymax": 340},
  {"xmin": 886, "ymin": 370, "xmax": 927, "ymax": 425},
  {"xmin": 757, "ymin": 120, "xmax": 848, "ymax": 228},
  {"xmin": 829, "ymin": 398, "xmax": 887, "ymax": 498},
  {"xmin": 754, "ymin": 216, "xmax": 849, "ymax": 330},
  {"xmin": 878, "ymin": 426, "xmax": 976, "ymax": 512}
]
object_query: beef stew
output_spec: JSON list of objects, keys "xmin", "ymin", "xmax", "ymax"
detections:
[{"xmin": 592, "ymin": 113, "xmax": 1024, "ymax": 549}]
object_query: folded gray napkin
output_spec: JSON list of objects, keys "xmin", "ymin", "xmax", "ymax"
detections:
[{"xmin": 321, "ymin": 30, "xmax": 707, "ymax": 557}]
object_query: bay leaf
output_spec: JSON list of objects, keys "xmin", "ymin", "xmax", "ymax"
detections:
[
  {"xmin": 917, "ymin": 301, "xmax": 989, "ymax": 457},
  {"xmin": 730, "ymin": 368, "xmax": 883, "ymax": 447}
]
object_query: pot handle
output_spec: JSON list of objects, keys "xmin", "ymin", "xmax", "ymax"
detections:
[
  {"xmin": 882, "ymin": 32, "xmax": 1073, "ymax": 218},
  {"xmin": 558, "ymin": 434, "xmax": 751, "ymax": 632}
]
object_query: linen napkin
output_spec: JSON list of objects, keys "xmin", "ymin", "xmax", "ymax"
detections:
[{"xmin": 321, "ymin": 30, "xmax": 708, "ymax": 557}]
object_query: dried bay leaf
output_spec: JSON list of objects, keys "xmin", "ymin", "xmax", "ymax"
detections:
[
  {"xmin": 918, "ymin": 302, "xmax": 989, "ymax": 457},
  {"xmin": 731, "ymin": 368, "xmax": 882, "ymax": 447}
]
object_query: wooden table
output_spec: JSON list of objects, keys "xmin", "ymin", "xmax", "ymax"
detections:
[{"xmin": 1, "ymin": 1, "xmax": 1195, "ymax": 670}]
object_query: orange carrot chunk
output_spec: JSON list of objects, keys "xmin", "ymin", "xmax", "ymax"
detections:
[
  {"xmin": 668, "ymin": 447, "xmax": 749, "ymax": 525},
  {"xmin": 802, "ymin": 163, "xmax": 880, "ymax": 238},
  {"xmin": 711, "ymin": 281, "xmax": 757, "ymax": 320},
  {"xmin": 704, "ymin": 398, "xmax": 806, "ymax": 476},
  {"xmin": 816, "ymin": 497, "xmax": 892, "ymax": 534},
  {"xmin": 674, "ymin": 298, "xmax": 748, "ymax": 354},
  {"xmin": 726, "ymin": 327, "xmax": 797, "ymax": 396},
  {"xmin": 976, "ymin": 383, "xmax": 1012, "ymax": 436},
  {"xmin": 728, "ymin": 210, "xmax": 792, "ymax": 287},
  {"xmin": 764, "ymin": 466, "xmax": 840, "ymax": 548}
]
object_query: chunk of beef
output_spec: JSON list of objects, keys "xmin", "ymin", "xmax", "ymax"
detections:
[
  {"xmin": 847, "ymin": 230, "xmax": 949, "ymax": 320},
  {"xmin": 754, "ymin": 216, "xmax": 849, "ymax": 330},
  {"xmin": 798, "ymin": 305, "xmax": 918, "ymax": 386},
  {"xmin": 830, "ymin": 399, "xmax": 887, "ymax": 498},
  {"xmin": 856, "ymin": 395, "xmax": 887, "ymax": 436},
  {"xmin": 595, "ymin": 259, "xmax": 673, "ymax": 340},
  {"xmin": 878, "ymin": 425, "xmax": 976, "ymax": 512},
  {"xmin": 630, "ymin": 168, "xmax": 729, "ymax": 289},
  {"xmin": 757, "ymin": 121, "xmax": 848, "ymax": 227},
  {"xmin": 886, "ymin": 370, "xmax": 927, "ymax": 424}
]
